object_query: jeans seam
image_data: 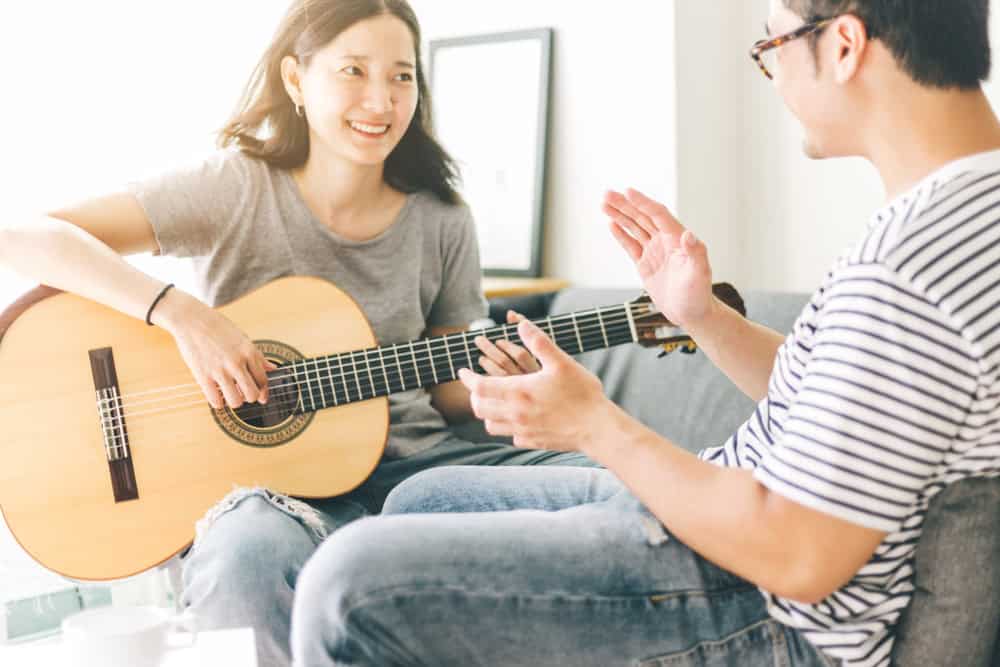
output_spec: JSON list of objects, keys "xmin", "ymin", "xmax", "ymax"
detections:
[
  {"xmin": 342, "ymin": 581, "xmax": 760, "ymax": 613},
  {"xmin": 635, "ymin": 618, "xmax": 781, "ymax": 666}
]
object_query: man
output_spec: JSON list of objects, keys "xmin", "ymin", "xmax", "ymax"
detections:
[{"xmin": 290, "ymin": 1, "xmax": 1000, "ymax": 665}]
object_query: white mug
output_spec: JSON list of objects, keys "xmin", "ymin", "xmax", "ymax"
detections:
[{"xmin": 60, "ymin": 605, "xmax": 197, "ymax": 667}]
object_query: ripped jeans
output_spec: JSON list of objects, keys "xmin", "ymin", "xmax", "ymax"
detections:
[
  {"xmin": 290, "ymin": 466, "xmax": 838, "ymax": 667},
  {"xmin": 175, "ymin": 437, "xmax": 596, "ymax": 667}
]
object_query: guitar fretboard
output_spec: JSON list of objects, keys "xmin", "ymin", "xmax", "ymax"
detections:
[{"xmin": 276, "ymin": 302, "xmax": 640, "ymax": 414}]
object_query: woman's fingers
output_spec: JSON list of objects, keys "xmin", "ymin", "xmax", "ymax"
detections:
[{"xmin": 475, "ymin": 336, "xmax": 521, "ymax": 375}]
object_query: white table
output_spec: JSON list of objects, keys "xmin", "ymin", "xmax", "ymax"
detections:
[{"xmin": 0, "ymin": 627, "xmax": 257, "ymax": 666}]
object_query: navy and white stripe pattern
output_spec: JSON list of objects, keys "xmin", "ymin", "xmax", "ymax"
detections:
[{"xmin": 700, "ymin": 150, "xmax": 1000, "ymax": 667}]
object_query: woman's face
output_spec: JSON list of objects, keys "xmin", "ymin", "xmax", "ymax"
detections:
[{"xmin": 294, "ymin": 14, "xmax": 419, "ymax": 168}]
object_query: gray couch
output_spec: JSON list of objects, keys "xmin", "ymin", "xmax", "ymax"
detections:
[{"xmin": 472, "ymin": 286, "xmax": 1000, "ymax": 667}]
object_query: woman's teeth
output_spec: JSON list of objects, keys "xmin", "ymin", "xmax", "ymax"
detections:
[{"xmin": 349, "ymin": 121, "xmax": 389, "ymax": 135}]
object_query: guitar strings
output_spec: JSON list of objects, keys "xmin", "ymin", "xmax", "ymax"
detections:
[
  {"xmin": 108, "ymin": 303, "xmax": 656, "ymax": 412},
  {"xmin": 99, "ymin": 319, "xmax": 648, "ymax": 428},
  {"xmin": 94, "ymin": 322, "xmax": 641, "ymax": 441},
  {"xmin": 133, "ymin": 313, "xmax": 641, "ymax": 410},
  {"xmin": 103, "ymin": 318, "xmax": 641, "ymax": 428},
  {"xmin": 113, "ymin": 303, "xmax": 652, "ymax": 404}
]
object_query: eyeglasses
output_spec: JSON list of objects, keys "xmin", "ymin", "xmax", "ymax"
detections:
[{"xmin": 750, "ymin": 17, "xmax": 836, "ymax": 80}]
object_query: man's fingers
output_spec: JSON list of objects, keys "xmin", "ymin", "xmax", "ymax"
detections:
[
  {"xmin": 518, "ymin": 319, "xmax": 568, "ymax": 368},
  {"xmin": 624, "ymin": 188, "xmax": 684, "ymax": 235},
  {"xmin": 602, "ymin": 203, "xmax": 651, "ymax": 243},
  {"xmin": 478, "ymin": 355, "xmax": 510, "ymax": 377},
  {"xmin": 604, "ymin": 191, "xmax": 657, "ymax": 238},
  {"xmin": 609, "ymin": 221, "xmax": 643, "ymax": 261}
]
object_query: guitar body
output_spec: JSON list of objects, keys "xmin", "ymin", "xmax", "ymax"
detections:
[{"xmin": 0, "ymin": 276, "xmax": 387, "ymax": 580}]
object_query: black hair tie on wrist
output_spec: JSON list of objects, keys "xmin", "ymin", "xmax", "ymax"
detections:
[{"xmin": 145, "ymin": 283, "xmax": 175, "ymax": 326}]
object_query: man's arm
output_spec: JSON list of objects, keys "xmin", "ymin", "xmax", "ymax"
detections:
[
  {"xmin": 682, "ymin": 298, "xmax": 786, "ymax": 402},
  {"xmin": 459, "ymin": 319, "xmax": 886, "ymax": 603},
  {"xmin": 591, "ymin": 405, "xmax": 886, "ymax": 603}
]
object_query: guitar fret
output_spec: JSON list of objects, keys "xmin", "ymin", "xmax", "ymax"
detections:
[
  {"xmin": 393, "ymin": 343, "xmax": 406, "ymax": 391},
  {"xmin": 291, "ymin": 362, "xmax": 306, "ymax": 413},
  {"xmin": 378, "ymin": 346, "xmax": 390, "ymax": 395},
  {"xmin": 410, "ymin": 341, "xmax": 422, "ymax": 388},
  {"xmin": 324, "ymin": 356, "xmax": 338, "ymax": 406},
  {"xmin": 364, "ymin": 350, "xmax": 375, "ymax": 398},
  {"xmin": 596, "ymin": 308, "xmax": 609, "ymax": 348},
  {"xmin": 443, "ymin": 334, "xmax": 455, "ymax": 379},
  {"xmin": 337, "ymin": 354, "xmax": 351, "ymax": 404},
  {"xmin": 463, "ymin": 332, "xmax": 474, "ymax": 369},
  {"xmin": 312, "ymin": 358, "xmax": 328, "ymax": 409},
  {"xmin": 426, "ymin": 338, "xmax": 439, "ymax": 384},
  {"xmin": 352, "ymin": 352, "xmax": 364, "ymax": 401},
  {"xmin": 571, "ymin": 312, "xmax": 583, "ymax": 354}
]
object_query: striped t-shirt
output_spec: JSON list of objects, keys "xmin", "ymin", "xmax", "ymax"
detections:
[{"xmin": 700, "ymin": 149, "xmax": 1000, "ymax": 667}]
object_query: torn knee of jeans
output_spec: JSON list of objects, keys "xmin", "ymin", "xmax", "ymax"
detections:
[
  {"xmin": 192, "ymin": 486, "xmax": 329, "ymax": 551},
  {"xmin": 638, "ymin": 511, "xmax": 670, "ymax": 546}
]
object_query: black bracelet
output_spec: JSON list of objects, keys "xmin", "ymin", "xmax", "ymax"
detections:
[{"xmin": 145, "ymin": 283, "xmax": 175, "ymax": 326}]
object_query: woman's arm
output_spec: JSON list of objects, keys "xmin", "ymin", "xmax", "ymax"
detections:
[{"xmin": 0, "ymin": 194, "xmax": 273, "ymax": 409}]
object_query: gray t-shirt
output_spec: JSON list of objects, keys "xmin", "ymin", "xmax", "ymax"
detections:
[{"xmin": 128, "ymin": 149, "xmax": 487, "ymax": 458}]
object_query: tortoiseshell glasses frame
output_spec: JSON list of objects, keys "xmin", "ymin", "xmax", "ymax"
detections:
[{"xmin": 750, "ymin": 17, "xmax": 836, "ymax": 80}]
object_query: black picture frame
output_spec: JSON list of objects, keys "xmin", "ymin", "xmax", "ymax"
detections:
[{"xmin": 429, "ymin": 28, "xmax": 553, "ymax": 278}]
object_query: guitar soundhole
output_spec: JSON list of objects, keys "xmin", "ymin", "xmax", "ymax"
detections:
[
  {"xmin": 212, "ymin": 341, "xmax": 314, "ymax": 448},
  {"xmin": 232, "ymin": 367, "xmax": 298, "ymax": 428}
]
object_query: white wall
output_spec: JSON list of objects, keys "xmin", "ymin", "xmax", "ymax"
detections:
[
  {"xmin": 416, "ymin": 1, "xmax": 1000, "ymax": 294},
  {"xmin": 411, "ymin": 0, "xmax": 677, "ymax": 288}
]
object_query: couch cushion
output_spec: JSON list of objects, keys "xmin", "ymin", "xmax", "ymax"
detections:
[{"xmin": 891, "ymin": 475, "xmax": 1000, "ymax": 666}]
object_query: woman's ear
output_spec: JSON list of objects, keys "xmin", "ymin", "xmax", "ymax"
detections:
[
  {"xmin": 280, "ymin": 55, "xmax": 304, "ymax": 106},
  {"xmin": 831, "ymin": 14, "xmax": 869, "ymax": 85}
]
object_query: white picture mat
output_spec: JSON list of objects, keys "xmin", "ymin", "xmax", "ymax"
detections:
[{"xmin": 432, "ymin": 39, "xmax": 543, "ymax": 272}]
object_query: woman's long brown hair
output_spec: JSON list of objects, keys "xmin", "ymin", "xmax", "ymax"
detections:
[{"xmin": 218, "ymin": 0, "xmax": 460, "ymax": 204}]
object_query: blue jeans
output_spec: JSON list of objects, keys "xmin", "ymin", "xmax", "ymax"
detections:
[
  {"xmin": 178, "ymin": 438, "xmax": 596, "ymax": 667},
  {"xmin": 290, "ymin": 466, "xmax": 837, "ymax": 667}
]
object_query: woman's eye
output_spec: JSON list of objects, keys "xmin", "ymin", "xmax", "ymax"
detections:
[
  {"xmin": 342, "ymin": 65, "xmax": 363, "ymax": 76},
  {"xmin": 395, "ymin": 72, "xmax": 414, "ymax": 82}
]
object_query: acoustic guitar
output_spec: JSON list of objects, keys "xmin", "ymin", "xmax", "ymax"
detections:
[{"xmin": 0, "ymin": 276, "xmax": 744, "ymax": 580}]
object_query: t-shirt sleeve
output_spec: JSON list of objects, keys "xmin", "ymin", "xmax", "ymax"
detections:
[
  {"xmin": 753, "ymin": 264, "xmax": 979, "ymax": 533},
  {"xmin": 426, "ymin": 204, "xmax": 489, "ymax": 328},
  {"xmin": 126, "ymin": 150, "xmax": 251, "ymax": 258}
]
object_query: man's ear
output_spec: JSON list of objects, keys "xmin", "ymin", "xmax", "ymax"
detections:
[
  {"xmin": 829, "ymin": 14, "xmax": 869, "ymax": 84},
  {"xmin": 280, "ymin": 55, "xmax": 304, "ymax": 106}
]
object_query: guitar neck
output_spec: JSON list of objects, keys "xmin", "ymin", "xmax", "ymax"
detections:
[{"xmin": 281, "ymin": 302, "xmax": 640, "ymax": 413}]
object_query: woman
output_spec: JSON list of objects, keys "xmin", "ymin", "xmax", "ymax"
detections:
[{"xmin": 0, "ymin": 2, "xmax": 592, "ymax": 665}]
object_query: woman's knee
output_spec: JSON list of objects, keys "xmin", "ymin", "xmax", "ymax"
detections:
[{"xmin": 184, "ymin": 494, "xmax": 319, "ymax": 591}]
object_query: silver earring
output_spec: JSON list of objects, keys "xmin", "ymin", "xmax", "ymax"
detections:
[{"xmin": 295, "ymin": 104, "xmax": 304, "ymax": 118}]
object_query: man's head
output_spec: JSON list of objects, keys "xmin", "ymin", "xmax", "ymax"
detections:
[{"xmin": 764, "ymin": 0, "xmax": 992, "ymax": 159}]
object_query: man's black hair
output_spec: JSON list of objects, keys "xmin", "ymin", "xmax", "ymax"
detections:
[{"xmin": 785, "ymin": 0, "xmax": 991, "ymax": 89}]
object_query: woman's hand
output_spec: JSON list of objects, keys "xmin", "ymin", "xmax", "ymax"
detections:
[
  {"xmin": 474, "ymin": 310, "xmax": 541, "ymax": 377},
  {"xmin": 151, "ymin": 289, "xmax": 277, "ymax": 409},
  {"xmin": 603, "ymin": 188, "xmax": 715, "ymax": 330},
  {"xmin": 460, "ymin": 318, "xmax": 617, "ymax": 453}
]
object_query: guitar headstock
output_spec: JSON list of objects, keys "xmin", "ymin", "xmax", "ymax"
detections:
[{"xmin": 631, "ymin": 283, "xmax": 746, "ymax": 357}]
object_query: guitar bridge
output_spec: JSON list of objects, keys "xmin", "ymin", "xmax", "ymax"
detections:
[{"xmin": 90, "ymin": 348, "xmax": 139, "ymax": 502}]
